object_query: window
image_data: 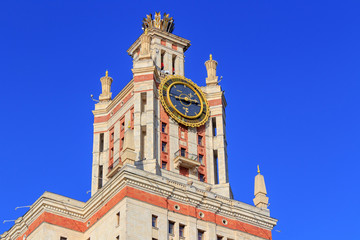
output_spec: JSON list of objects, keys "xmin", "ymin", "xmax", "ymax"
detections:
[
  {"xmin": 212, "ymin": 117, "xmax": 217, "ymax": 136},
  {"xmin": 98, "ymin": 165, "xmax": 103, "ymax": 189},
  {"xmin": 111, "ymin": 132, "xmax": 115, "ymax": 140},
  {"xmin": 152, "ymin": 215, "xmax": 158, "ymax": 228},
  {"xmin": 198, "ymin": 135, "xmax": 203, "ymax": 146},
  {"xmin": 99, "ymin": 133, "xmax": 104, "ymax": 152},
  {"xmin": 179, "ymin": 224, "xmax": 185, "ymax": 237},
  {"xmin": 110, "ymin": 148, "xmax": 114, "ymax": 158},
  {"xmin": 214, "ymin": 150, "xmax": 219, "ymax": 184},
  {"xmin": 141, "ymin": 92, "xmax": 147, "ymax": 113},
  {"xmin": 116, "ymin": 212, "xmax": 120, "ymax": 226},
  {"xmin": 172, "ymin": 55, "xmax": 176, "ymax": 75},
  {"xmin": 162, "ymin": 142, "xmax": 167, "ymax": 152},
  {"xmin": 116, "ymin": 236, "xmax": 120, "ymax": 240},
  {"xmin": 197, "ymin": 230, "xmax": 204, "ymax": 240},
  {"xmin": 161, "ymin": 122, "xmax": 167, "ymax": 133},
  {"xmin": 180, "ymin": 148, "xmax": 186, "ymax": 157},
  {"xmin": 217, "ymin": 236, "xmax": 223, "ymax": 240},
  {"xmin": 121, "ymin": 137, "xmax": 124, "ymax": 149},
  {"xmin": 199, "ymin": 173, "xmax": 205, "ymax": 182},
  {"xmin": 162, "ymin": 161, "xmax": 167, "ymax": 169},
  {"xmin": 60, "ymin": 237, "xmax": 67, "ymax": 240},
  {"xmin": 161, "ymin": 51, "xmax": 165, "ymax": 70},
  {"xmin": 168, "ymin": 221, "xmax": 175, "ymax": 235},
  {"xmin": 121, "ymin": 121, "xmax": 125, "ymax": 130},
  {"xmin": 199, "ymin": 154, "xmax": 204, "ymax": 164}
]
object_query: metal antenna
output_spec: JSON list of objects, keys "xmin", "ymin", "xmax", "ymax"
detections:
[
  {"xmin": 15, "ymin": 205, "xmax": 31, "ymax": 211},
  {"xmin": 3, "ymin": 220, "xmax": 16, "ymax": 224},
  {"xmin": 90, "ymin": 94, "xmax": 99, "ymax": 103},
  {"xmin": 86, "ymin": 190, "xmax": 91, "ymax": 194},
  {"xmin": 217, "ymin": 76, "xmax": 223, "ymax": 84}
]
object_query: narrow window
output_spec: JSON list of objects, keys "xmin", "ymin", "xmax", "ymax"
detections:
[
  {"xmin": 180, "ymin": 148, "xmax": 186, "ymax": 157},
  {"xmin": 110, "ymin": 148, "xmax": 114, "ymax": 158},
  {"xmin": 179, "ymin": 224, "xmax": 185, "ymax": 237},
  {"xmin": 141, "ymin": 92, "xmax": 147, "ymax": 113},
  {"xmin": 98, "ymin": 165, "xmax": 103, "ymax": 189},
  {"xmin": 99, "ymin": 133, "xmax": 104, "ymax": 152},
  {"xmin": 172, "ymin": 55, "xmax": 176, "ymax": 75},
  {"xmin": 214, "ymin": 150, "xmax": 219, "ymax": 184},
  {"xmin": 162, "ymin": 161, "xmax": 167, "ymax": 169},
  {"xmin": 212, "ymin": 117, "xmax": 217, "ymax": 136},
  {"xmin": 116, "ymin": 236, "xmax": 120, "ymax": 240},
  {"xmin": 168, "ymin": 221, "xmax": 175, "ymax": 235},
  {"xmin": 161, "ymin": 51, "xmax": 165, "ymax": 70},
  {"xmin": 198, "ymin": 135, "xmax": 203, "ymax": 146},
  {"xmin": 217, "ymin": 236, "xmax": 223, "ymax": 240},
  {"xmin": 161, "ymin": 122, "xmax": 167, "ymax": 133},
  {"xmin": 197, "ymin": 230, "xmax": 205, "ymax": 240},
  {"xmin": 121, "ymin": 137, "xmax": 124, "ymax": 150},
  {"xmin": 199, "ymin": 173, "xmax": 205, "ymax": 182},
  {"xmin": 140, "ymin": 127, "xmax": 146, "ymax": 160},
  {"xmin": 116, "ymin": 212, "xmax": 120, "ymax": 226},
  {"xmin": 111, "ymin": 132, "xmax": 115, "ymax": 140},
  {"xmin": 152, "ymin": 215, "xmax": 158, "ymax": 228},
  {"xmin": 162, "ymin": 142, "xmax": 167, "ymax": 152},
  {"xmin": 60, "ymin": 237, "xmax": 67, "ymax": 240},
  {"xmin": 198, "ymin": 154, "xmax": 204, "ymax": 164},
  {"xmin": 121, "ymin": 121, "xmax": 125, "ymax": 130}
]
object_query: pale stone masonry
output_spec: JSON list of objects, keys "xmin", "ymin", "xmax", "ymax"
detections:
[{"xmin": 1, "ymin": 12, "xmax": 277, "ymax": 240}]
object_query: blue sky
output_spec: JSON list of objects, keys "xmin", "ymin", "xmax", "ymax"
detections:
[{"xmin": 0, "ymin": 1, "xmax": 359, "ymax": 239}]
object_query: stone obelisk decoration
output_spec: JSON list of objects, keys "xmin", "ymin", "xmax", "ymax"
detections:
[
  {"xmin": 205, "ymin": 54, "xmax": 219, "ymax": 86},
  {"xmin": 120, "ymin": 124, "xmax": 136, "ymax": 165},
  {"xmin": 139, "ymin": 29, "xmax": 151, "ymax": 60},
  {"xmin": 253, "ymin": 165, "xmax": 269, "ymax": 209},
  {"xmin": 99, "ymin": 70, "xmax": 113, "ymax": 102}
]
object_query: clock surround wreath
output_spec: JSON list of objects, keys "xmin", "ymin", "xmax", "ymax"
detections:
[{"xmin": 159, "ymin": 75, "xmax": 210, "ymax": 127}]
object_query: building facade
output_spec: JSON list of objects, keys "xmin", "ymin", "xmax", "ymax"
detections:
[{"xmin": 1, "ymin": 13, "xmax": 277, "ymax": 240}]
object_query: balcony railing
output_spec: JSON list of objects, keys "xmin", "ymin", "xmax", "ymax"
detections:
[
  {"xmin": 174, "ymin": 150, "xmax": 200, "ymax": 169},
  {"xmin": 174, "ymin": 150, "xmax": 198, "ymax": 161},
  {"xmin": 107, "ymin": 158, "xmax": 122, "ymax": 177}
]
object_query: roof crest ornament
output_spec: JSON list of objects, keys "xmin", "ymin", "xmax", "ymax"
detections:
[
  {"xmin": 257, "ymin": 165, "xmax": 260, "ymax": 174},
  {"xmin": 142, "ymin": 12, "xmax": 175, "ymax": 33}
]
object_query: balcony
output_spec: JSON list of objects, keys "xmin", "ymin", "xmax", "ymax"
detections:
[
  {"xmin": 107, "ymin": 158, "xmax": 122, "ymax": 178},
  {"xmin": 174, "ymin": 150, "xmax": 200, "ymax": 169}
]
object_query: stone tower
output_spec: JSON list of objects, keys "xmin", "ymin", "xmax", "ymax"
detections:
[{"xmin": 1, "ymin": 13, "xmax": 277, "ymax": 240}]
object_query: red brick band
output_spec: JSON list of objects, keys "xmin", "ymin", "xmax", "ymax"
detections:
[{"xmin": 17, "ymin": 186, "xmax": 271, "ymax": 240}]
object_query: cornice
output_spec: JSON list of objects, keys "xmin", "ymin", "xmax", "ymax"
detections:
[
  {"xmin": 127, "ymin": 28, "xmax": 191, "ymax": 56},
  {"xmin": 1, "ymin": 165, "xmax": 277, "ymax": 239}
]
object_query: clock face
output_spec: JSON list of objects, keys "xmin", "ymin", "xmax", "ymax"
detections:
[{"xmin": 159, "ymin": 75, "xmax": 209, "ymax": 127}]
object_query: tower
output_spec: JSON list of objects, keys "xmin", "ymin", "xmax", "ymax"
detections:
[{"xmin": 1, "ymin": 13, "xmax": 277, "ymax": 240}]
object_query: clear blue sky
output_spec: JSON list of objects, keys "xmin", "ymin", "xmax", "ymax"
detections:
[{"xmin": 1, "ymin": 1, "xmax": 359, "ymax": 239}]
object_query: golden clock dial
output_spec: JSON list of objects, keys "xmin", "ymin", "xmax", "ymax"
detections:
[{"xmin": 159, "ymin": 75, "xmax": 209, "ymax": 127}]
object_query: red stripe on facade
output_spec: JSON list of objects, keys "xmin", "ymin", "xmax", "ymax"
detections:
[
  {"xmin": 17, "ymin": 187, "xmax": 272, "ymax": 240},
  {"xmin": 133, "ymin": 74, "xmax": 155, "ymax": 82},
  {"xmin": 208, "ymin": 99, "xmax": 222, "ymax": 106}
]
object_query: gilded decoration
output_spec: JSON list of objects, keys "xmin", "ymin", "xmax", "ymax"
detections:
[
  {"xmin": 159, "ymin": 75, "xmax": 210, "ymax": 127},
  {"xmin": 142, "ymin": 12, "xmax": 175, "ymax": 33}
]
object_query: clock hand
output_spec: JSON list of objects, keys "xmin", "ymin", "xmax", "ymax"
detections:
[{"xmin": 170, "ymin": 93, "xmax": 199, "ymax": 104}]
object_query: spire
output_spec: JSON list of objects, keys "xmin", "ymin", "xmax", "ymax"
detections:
[
  {"xmin": 253, "ymin": 165, "xmax": 269, "ymax": 209},
  {"xmin": 205, "ymin": 54, "xmax": 218, "ymax": 86},
  {"xmin": 99, "ymin": 70, "xmax": 113, "ymax": 102}
]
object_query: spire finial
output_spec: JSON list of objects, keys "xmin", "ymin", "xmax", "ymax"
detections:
[
  {"xmin": 257, "ymin": 165, "xmax": 260, "ymax": 174},
  {"xmin": 210, "ymin": 54, "xmax": 212, "ymax": 60},
  {"xmin": 105, "ymin": 70, "xmax": 108, "ymax": 77}
]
